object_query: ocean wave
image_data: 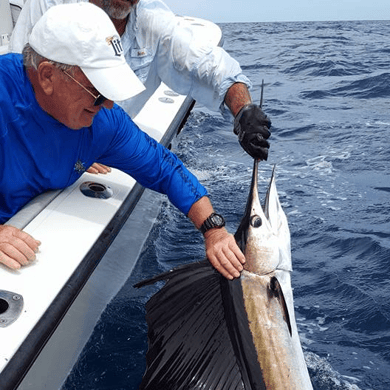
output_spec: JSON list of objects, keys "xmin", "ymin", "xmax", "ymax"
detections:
[
  {"xmin": 300, "ymin": 72, "xmax": 390, "ymax": 100},
  {"xmin": 305, "ymin": 352, "xmax": 363, "ymax": 390},
  {"xmin": 283, "ymin": 59, "xmax": 369, "ymax": 77}
]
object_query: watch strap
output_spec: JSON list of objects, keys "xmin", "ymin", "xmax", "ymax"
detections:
[{"xmin": 199, "ymin": 213, "xmax": 225, "ymax": 235}]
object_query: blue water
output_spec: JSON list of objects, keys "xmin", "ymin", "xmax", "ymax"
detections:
[{"xmin": 64, "ymin": 20, "xmax": 390, "ymax": 390}]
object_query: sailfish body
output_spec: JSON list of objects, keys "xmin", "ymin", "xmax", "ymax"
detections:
[
  {"xmin": 235, "ymin": 160, "xmax": 312, "ymax": 389},
  {"xmin": 135, "ymin": 160, "xmax": 313, "ymax": 390}
]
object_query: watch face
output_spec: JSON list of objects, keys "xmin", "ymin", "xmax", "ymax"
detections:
[
  {"xmin": 200, "ymin": 213, "xmax": 225, "ymax": 234},
  {"xmin": 211, "ymin": 214, "xmax": 224, "ymax": 226}
]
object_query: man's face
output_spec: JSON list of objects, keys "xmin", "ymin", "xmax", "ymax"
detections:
[
  {"xmin": 49, "ymin": 68, "xmax": 113, "ymax": 130},
  {"xmin": 101, "ymin": 0, "xmax": 140, "ymax": 19}
]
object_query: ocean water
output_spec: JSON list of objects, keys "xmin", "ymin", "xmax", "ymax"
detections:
[{"xmin": 64, "ymin": 20, "xmax": 390, "ymax": 390}]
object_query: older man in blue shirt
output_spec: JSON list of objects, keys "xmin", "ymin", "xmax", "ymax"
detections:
[{"xmin": 0, "ymin": 3, "xmax": 245, "ymax": 279}]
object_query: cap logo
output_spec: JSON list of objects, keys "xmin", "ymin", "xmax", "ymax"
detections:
[{"xmin": 106, "ymin": 36, "xmax": 123, "ymax": 57}]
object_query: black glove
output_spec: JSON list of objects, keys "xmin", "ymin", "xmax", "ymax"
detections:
[{"xmin": 233, "ymin": 104, "xmax": 271, "ymax": 160}]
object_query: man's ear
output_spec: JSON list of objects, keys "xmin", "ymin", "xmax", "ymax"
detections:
[{"xmin": 37, "ymin": 61, "xmax": 56, "ymax": 95}]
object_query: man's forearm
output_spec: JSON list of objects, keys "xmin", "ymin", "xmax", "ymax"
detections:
[
  {"xmin": 224, "ymin": 82, "xmax": 252, "ymax": 117},
  {"xmin": 187, "ymin": 196, "xmax": 214, "ymax": 230}
]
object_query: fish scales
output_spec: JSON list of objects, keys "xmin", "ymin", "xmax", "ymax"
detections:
[{"xmin": 241, "ymin": 271, "xmax": 309, "ymax": 389}]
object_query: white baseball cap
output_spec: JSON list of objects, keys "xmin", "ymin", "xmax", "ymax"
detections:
[{"xmin": 28, "ymin": 2, "xmax": 145, "ymax": 101}]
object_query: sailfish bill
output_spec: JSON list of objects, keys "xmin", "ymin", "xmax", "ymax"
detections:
[{"xmin": 135, "ymin": 160, "xmax": 313, "ymax": 390}]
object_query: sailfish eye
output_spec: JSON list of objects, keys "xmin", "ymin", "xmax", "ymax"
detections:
[{"xmin": 250, "ymin": 215, "xmax": 262, "ymax": 228}]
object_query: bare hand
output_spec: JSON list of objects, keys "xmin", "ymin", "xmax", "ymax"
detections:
[
  {"xmin": 0, "ymin": 225, "xmax": 41, "ymax": 270},
  {"xmin": 86, "ymin": 163, "xmax": 111, "ymax": 174},
  {"xmin": 204, "ymin": 228, "xmax": 245, "ymax": 280}
]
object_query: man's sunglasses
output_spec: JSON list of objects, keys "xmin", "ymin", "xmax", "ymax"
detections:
[{"xmin": 62, "ymin": 70, "xmax": 108, "ymax": 106}]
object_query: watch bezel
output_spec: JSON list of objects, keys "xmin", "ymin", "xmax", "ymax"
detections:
[{"xmin": 210, "ymin": 214, "xmax": 224, "ymax": 225}]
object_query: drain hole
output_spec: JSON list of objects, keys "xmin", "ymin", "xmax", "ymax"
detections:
[
  {"xmin": 89, "ymin": 183, "xmax": 106, "ymax": 192},
  {"xmin": 0, "ymin": 299, "xmax": 9, "ymax": 314},
  {"xmin": 158, "ymin": 97, "xmax": 174, "ymax": 104},
  {"xmin": 80, "ymin": 181, "xmax": 113, "ymax": 199}
]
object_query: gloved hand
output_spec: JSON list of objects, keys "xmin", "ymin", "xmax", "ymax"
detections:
[{"xmin": 233, "ymin": 104, "xmax": 271, "ymax": 160}]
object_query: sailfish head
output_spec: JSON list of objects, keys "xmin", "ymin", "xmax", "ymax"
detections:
[{"xmin": 234, "ymin": 160, "xmax": 292, "ymax": 275}]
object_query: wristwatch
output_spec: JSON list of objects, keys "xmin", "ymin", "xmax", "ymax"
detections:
[{"xmin": 199, "ymin": 213, "xmax": 225, "ymax": 235}]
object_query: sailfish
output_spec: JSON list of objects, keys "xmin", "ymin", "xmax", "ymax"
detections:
[{"xmin": 135, "ymin": 157, "xmax": 313, "ymax": 389}]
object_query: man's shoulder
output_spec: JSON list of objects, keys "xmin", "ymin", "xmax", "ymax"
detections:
[
  {"xmin": 137, "ymin": 0, "xmax": 174, "ymax": 19},
  {"xmin": 93, "ymin": 104, "xmax": 135, "ymax": 132},
  {"xmin": 21, "ymin": 0, "xmax": 85, "ymax": 11},
  {"xmin": 38, "ymin": 0, "xmax": 86, "ymax": 7},
  {"xmin": 10, "ymin": 0, "xmax": 86, "ymax": 53},
  {"xmin": 138, "ymin": 0, "xmax": 171, "ymax": 9},
  {"xmin": 134, "ymin": 0, "xmax": 175, "ymax": 38},
  {"xmin": 0, "ymin": 54, "xmax": 25, "ymax": 137},
  {"xmin": 0, "ymin": 52, "xmax": 22, "ymax": 62},
  {"xmin": 0, "ymin": 53, "xmax": 23, "ymax": 76}
]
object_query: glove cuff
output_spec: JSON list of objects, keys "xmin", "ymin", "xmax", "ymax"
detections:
[{"xmin": 233, "ymin": 104, "xmax": 253, "ymax": 136}]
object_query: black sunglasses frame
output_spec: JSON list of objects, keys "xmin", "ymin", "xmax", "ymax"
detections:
[{"xmin": 62, "ymin": 70, "xmax": 108, "ymax": 106}]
